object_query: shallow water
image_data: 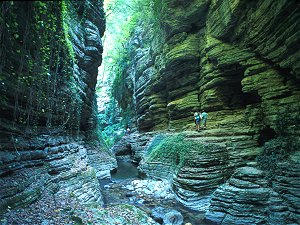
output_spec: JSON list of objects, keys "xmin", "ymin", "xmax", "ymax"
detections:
[
  {"xmin": 99, "ymin": 159, "xmax": 209, "ymax": 225},
  {"xmin": 111, "ymin": 160, "xmax": 139, "ymax": 180}
]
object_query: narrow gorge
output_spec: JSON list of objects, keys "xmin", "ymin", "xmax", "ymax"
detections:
[{"xmin": 1, "ymin": 0, "xmax": 300, "ymax": 225}]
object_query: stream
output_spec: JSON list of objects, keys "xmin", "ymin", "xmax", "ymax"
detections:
[{"xmin": 99, "ymin": 159, "xmax": 209, "ymax": 225}]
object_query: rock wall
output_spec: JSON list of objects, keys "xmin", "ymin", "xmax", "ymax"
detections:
[
  {"xmin": 0, "ymin": 1, "xmax": 116, "ymax": 214},
  {"xmin": 116, "ymin": 0, "xmax": 300, "ymax": 223},
  {"xmin": 205, "ymin": 159, "xmax": 300, "ymax": 224},
  {"xmin": 124, "ymin": 0, "xmax": 300, "ymax": 135}
]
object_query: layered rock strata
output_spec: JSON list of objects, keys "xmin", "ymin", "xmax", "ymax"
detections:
[
  {"xmin": 137, "ymin": 132, "xmax": 238, "ymax": 210},
  {"xmin": 115, "ymin": 0, "xmax": 300, "ymax": 222},
  {"xmin": 120, "ymin": 0, "xmax": 300, "ymax": 143},
  {"xmin": 0, "ymin": 0, "xmax": 116, "ymax": 214},
  {"xmin": 205, "ymin": 165, "xmax": 297, "ymax": 225}
]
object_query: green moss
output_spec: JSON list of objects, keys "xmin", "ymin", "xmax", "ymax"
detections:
[
  {"xmin": 61, "ymin": 0, "xmax": 76, "ymax": 62},
  {"xmin": 145, "ymin": 133, "xmax": 207, "ymax": 169}
]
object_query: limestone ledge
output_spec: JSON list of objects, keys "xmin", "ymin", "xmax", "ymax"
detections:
[
  {"xmin": 128, "ymin": 131, "xmax": 257, "ymax": 210},
  {"xmin": 205, "ymin": 165, "xmax": 298, "ymax": 225},
  {"xmin": 0, "ymin": 134, "xmax": 116, "ymax": 214}
]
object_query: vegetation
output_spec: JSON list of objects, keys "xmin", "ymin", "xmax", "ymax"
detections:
[
  {"xmin": 257, "ymin": 107, "xmax": 300, "ymax": 181},
  {"xmin": 145, "ymin": 134, "xmax": 207, "ymax": 170},
  {"xmin": 96, "ymin": 0, "xmax": 164, "ymax": 146},
  {"xmin": 0, "ymin": 1, "xmax": 85, "ymax": 135},
  {"xmin": 108, "ymin": 0, "xmax": 161, "ymax": 104},
  {"xmin": 257, "ymin": 136, "xmax": 300, "ymax": 182}
]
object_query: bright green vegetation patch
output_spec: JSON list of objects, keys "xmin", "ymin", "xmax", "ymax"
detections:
[{"xmin": 145, "ymin": 134, "xmax": 207, "ymax": 169}]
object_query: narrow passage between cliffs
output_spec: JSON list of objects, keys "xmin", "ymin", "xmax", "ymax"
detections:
[{"xmin": 98, "ymin": 145, "xmax": 209, "ymax": 225}]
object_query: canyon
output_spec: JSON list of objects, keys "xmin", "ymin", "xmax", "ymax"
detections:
[{"xmin": 1, "ymin": 0, "xmax": 300, "ymax": 224}]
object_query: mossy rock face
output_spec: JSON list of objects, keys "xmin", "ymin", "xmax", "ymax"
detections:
[
  {"xmin": 138, "ymin": 132, "xmax": 233, "ymax": 210},
  {"xmin": 160, "ymin": 0, "xmax": 210, "ymax": 39},
  {"xmin": 114, "ymin": 0, "xmax": 300, "ymax": 222},
  {"xmin": 0, "ymin": 0, "xmax": 108, "ymax": 215},
  {"xmin": 139, "ymin": 133, "xmax": 229, "ymax": 174},
  {"xmin": 116, "ymin": 0, "xmax": 300, "ymax": 137}
]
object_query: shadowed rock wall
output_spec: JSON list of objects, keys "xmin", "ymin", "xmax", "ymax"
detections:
[{"xmin": 0, "ymin": 1, "xmax": 116, "ymax": 213}]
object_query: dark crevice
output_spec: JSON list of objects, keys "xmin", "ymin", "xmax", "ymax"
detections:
[
  {"xmin": 0, "ymin": 170, "xmax": 14, "ymax": 178},
  {"xmin": 258, "ymin": 126, "xmax": 277, "ymax": 146},
  {"xmin": 188, "ymin": 23, "xmax": 201, "ymax": 34},
  {"xmin": 48, "ymin": 170, "xmax": 60, "ymax": 175},
  {"xmin": 243, "ymin": 91, "xmax": 261, "ymax": 105},
  {"xmin": 218, "ymin": 64, "xmax": 248, "ymax": 109}
]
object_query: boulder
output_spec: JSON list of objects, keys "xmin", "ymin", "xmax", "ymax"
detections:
[{"xmin": 151, "ymin": 206, "xmax": 184, "ymax": 225}]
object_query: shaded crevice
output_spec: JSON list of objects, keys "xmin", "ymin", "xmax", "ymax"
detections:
[
  {"xmin": 187, "ymin": 23, "xmax": 202, "ymax": 34},
  {"xmin": 243, "ymin": 90, "xmax": 261, "ymax": 105},
  {"xmin": 258, "ymin": 126, "xmax": 276, "ymax": 146},
  {"xmin": 0, "ymin": 170, "xmax": 14, "ymax": 178}
]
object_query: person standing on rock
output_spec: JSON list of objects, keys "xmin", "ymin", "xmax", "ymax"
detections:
[
  {"xmin": 125, "ymin": 125, "xmax": 131, "ymax": 135},
  {"xmin": 194, "ymin": 112, "xmax": 201, "ymax": 132},
  {"xmin": 194, "ymin": 112, "xmax": 198, "ymax": 126},
  {"xmin": 201, "ymin": 110, "xmax": 208, "ymax": 129}
]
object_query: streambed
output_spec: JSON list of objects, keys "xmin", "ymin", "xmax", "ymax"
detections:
[{"xmin": 99, "ymin": 159, "xmax": 209, "ymax": 225}]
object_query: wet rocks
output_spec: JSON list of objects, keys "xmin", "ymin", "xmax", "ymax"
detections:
[
  {"xmin": 86, "ymin": 142, "xmax": 117, "ymax": 179},
  {"xmin": 125, "ymin": 179, "xmax": 175, "ymax": 200},
  {"xmin": 111, "ymin": 136, "xmax": 132, "ymax": 156},
  {"xmin": 172, "ymin": 142, "xmax": 232, "ymax": 211},
  {"xmin": 151, "ymin": 206, "xmax": 183, "ymax": 225},
  {"xmin": 272, "ymin": 151, "xmax": 300, "ymax": 223}
]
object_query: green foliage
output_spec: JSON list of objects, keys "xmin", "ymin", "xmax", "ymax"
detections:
[
  {"xmin": 275, "ymin": 105, "xmax": 300, "ymax": 136},
  {"xmin": 257, "ymin": 106, "xmax": 300, "ymax": 181},
  {"xmin": 145, "ymin": 134, "xmax": 206, "ymax": 169},
  {"xmin": 101, "ymin": 123, "xmax": 125, "ymax": 148},
  {"xmin": 102, "ymin": 0, "xmax": 162, "ymax": 106},
  {"xmin": 96, "ymin": 0, "xmax": 164, "ymax": 144},
  {"xmin": 0, "ymin": 1, "xmax": 84, "ymax": 134},
  {"xmin": 110, "ymin": 1, "xmax": 155, "ymax": 74},
  {"xmin": 61, "ymin": 1, "xmax": 76, "ymax": 62}
]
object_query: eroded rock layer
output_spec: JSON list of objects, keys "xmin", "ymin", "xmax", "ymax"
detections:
[
  {"xmin": 116, "ymin": 0, "xmax": 300, "ymax": 223},
  {"xmin": 123, "ymin": 0, "xmax": 300, "ymax": 134},
  {"xmin": 0, "ymin": 1, "xmax": 116, "ymax": 214},
  {"xmin": 205, "ymin": 162, "xmax": 300, "ymax": 225}
]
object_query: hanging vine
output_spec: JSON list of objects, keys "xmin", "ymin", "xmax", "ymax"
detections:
[{"xmin": 0, "ymin": 1, "xmax": 85, "ymax": 135}]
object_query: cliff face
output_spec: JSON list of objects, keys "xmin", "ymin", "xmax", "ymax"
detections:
[
  {"xmin": 116, "ymin": 0, "xmax": 300, "ymax": 223},
  {"xmin": 124, "ymin": 0, "xmax": 300, "ymax": 134},
  {"xmin": 0, "ymin": 1, "xmax": 116, "ymax": 213}
]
